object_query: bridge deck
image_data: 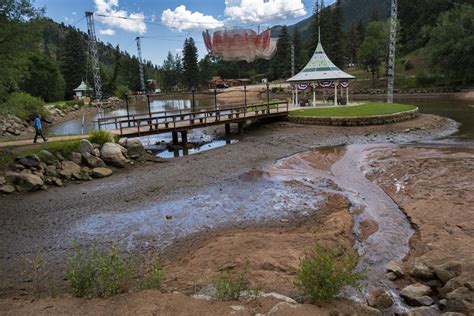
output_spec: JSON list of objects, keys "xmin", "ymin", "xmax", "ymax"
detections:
[{"xmin": 98, "ymin": 102, "xmax": 289, "ymax": 137}]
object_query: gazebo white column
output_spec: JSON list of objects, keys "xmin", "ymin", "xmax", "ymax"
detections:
[
  {"xmin": 346, "ymin": 86, "xmax": 349, "ymax": 105},
  {"xmin": 295, "ymin": 85, "xmax": 299, "ymax": 106},
  {"xmin": 334, "ymin": 81, "xmax": 338, "ymax": 106},
  {"xmin": 312, "ymin": 83, "xmax": 316, "ymax": 106}
]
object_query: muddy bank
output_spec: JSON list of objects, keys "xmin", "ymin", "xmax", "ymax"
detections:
[{"xmin": 363, "ymin": 146, "xmax": 474, "ymax": 313}]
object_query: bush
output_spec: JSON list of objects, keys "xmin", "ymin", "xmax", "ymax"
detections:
[
  {"xmin": 114, "ymin": 85, "xmax": 132, "ymax": 99},
  {"xmin": 89, "ymin": 130, "xmax": 115, "ymax": 145},
  {"xmin": 64, "ymin": 99, "xmax": 85, "ymax": 108},
  {"xmin": 1, "ymin": 92, "xmax": 46, "ymax": 121},
  {"xmin": 403, "ymin": 60, "xmax": 414, "ymax": 71},
  {"xmin": 213, "ymin": 260, "xmax": 250, "ymax": 300},
  {"xmin": 294, "ymin": 245, "xmax": 362, "ymax": 303},
  {"xmin": 416, "ymin": 73, "xmax": 437, "ymax": 87},
  {"xmin": 65, "ymin": 243, "xmax": 135, "ymax": 298},
  {"xmin": 141, "ymin": 254, "xmax": 164, "ymax": 289}
]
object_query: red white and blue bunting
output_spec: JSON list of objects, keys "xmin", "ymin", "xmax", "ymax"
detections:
[{"xmin": 293, "ymin": 81, "xmax": 350, "ymax": 89}]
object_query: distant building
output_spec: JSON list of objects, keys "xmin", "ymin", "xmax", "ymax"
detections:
[
  {"xmin": 73, "ymin": 81, "xmax": 93, "ymax": 100},
  {"xmin": 208, "ymin": 76, "xmax": 251, "ymax": 89}
]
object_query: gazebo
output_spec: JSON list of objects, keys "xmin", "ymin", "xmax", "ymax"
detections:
[
  {"xmin": 73, "ymin": 80, "xmax": 93, "ymax": 100},
  {"xmin": 287, "ymin": 41, "xmax": 355, "ymax": 106}
]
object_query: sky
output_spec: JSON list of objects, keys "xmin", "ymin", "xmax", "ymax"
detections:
[{"xmin": 34, "ymin": 0, "xmax": 335, "ymax": 66}]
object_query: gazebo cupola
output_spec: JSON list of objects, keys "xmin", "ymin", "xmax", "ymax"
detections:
[{"xmin": 287, "ymin": 41, "xmax": 355, "ymax": 106}]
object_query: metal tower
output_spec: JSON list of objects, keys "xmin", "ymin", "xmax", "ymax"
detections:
[
  {"xmin": 387, "ymin": 0, "xmax": 398, "ymax": 103},
  {"xmin": 136, "ymin": 37, "xmax": 146, "ymax": 92},
  {"xmin": 85, "ymin": 12, "xmax": 102, "ymax": 101}
]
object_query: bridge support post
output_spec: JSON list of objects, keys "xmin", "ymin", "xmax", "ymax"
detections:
[
  {"xmin": 181, "ymin": 131, "xmax": 188, "ymax": 147},
  {"xmin": 225, "ymin": 123, "xmax": 231, "ymax": 136},
  {"xmin": 172, "ymin": 131, "xmax": 179, "ymax": 145},
  {"xmin": 238, "ymin": 122, "xmax": 244, "ymax": 136}
]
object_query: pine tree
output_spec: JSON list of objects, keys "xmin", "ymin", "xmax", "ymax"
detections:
[
  {"xmin": 182, "ymin": 37, "xmax": 199, "ymax": 89},
  {"xmin": 60, "ymin": 29, "xmax": 87, "ymax": 99},
  {"xmin": 346, "ymin": 22, "xmax": 361, "ymax": 66},
  {"xmin": 292, "ymin": 26, "xmax": 305, "ymax": 73},
  {"xmin": 307, "ymin": 0, "xmax": 322, "ymax": 59},
  {"xmin": 327, "ymin": 0, "xmax": 345, "ymax": 67},
  {"xmin": 271, "ymin": 25, "xmax": 291, "ymax": 79}
]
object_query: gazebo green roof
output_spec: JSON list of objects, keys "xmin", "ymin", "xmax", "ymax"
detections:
[
  {"xmin": 73, "ymin": 80, "xmax": 93, "ymax": 92},
  {"xmin": 287, "ymin": 42, "xmax": 355, "ymax": 82}
]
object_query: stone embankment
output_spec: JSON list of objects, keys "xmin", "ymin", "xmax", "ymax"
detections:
[
  {"xmin": 0, "ymin": 115, "xmax": 35, "ymax": 138},
  {"xmin": 289, "ymin": 108, "xmax": 419, "ymax": 126},
  {"xmin": 0, "ymin": 137, "xmax": 149, "ymax": 194}
]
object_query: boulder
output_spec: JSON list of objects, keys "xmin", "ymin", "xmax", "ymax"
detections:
[
  {"xmin": 412, "ymin": 262, "xmax": 435, "ymax": 279},
  {"xmin": 400, "ymin": 283, "xmax": 432, "ymax": 306},
  {"xmin": 433, "ymin": 262, "xmax": 462, "ymax": 284},
  {"xmin": 79, "ymin": 139, "xmax": 94, "ymax": 155},
  {"xmin": 80, "ymin": 167, "xmax": 92, "ymax": 181},
  {"xmin": 39, "ymin": 150, "xmax": 54, "ymax": 164},
  {"xmin": 440, "ymin": 313, "xmax": 466, "ymax": 316},
  {"xmin": 59, "ymin": 161, "xmax": 81, "ymax": 180},
  {"xmin": 92, "ymin": 148, "xmax": 100, "ymax": 157},
  {"xmin": 56, "ymin": 152, "xmax": 65, "ymax": 161},
  {"xmin": 16, "ymin": 155, "xmax": 41, "ymax": 169},
  {"xmin": 387, "ymin": 261, "xmax": 405, "ymax": 277},
  {"xmin": 445, "ymin": 287, "xmax": 472, "ymax": 302},
  {"xmin": 118, "ymin": 137, "xmax": 128, "ymax": 147},
  {"xmin": 100, "ymin": 142, "xmax": 127, "ymax": 167},
  {"xmin": 0, "ymin": 184, "xmax": 15, "ymax": 193},
  {"xmin": 45, "ymin": 165, "xmax": 58, "ymax": 177},
  {"xmin": 82, "ymin": 152, "xmax": 106, "ymax": 168},
  {"xmin": 125, "ymin": 138, "xmax": 145, "ymax": 159},
  {"xmin": 367, "ymin": 288, "xmax": 394, "ymax": 310},
  {"xmin": 0, "ymin": 176, "xmax": 5, "ymax": 185},
  {"xmin": 92, "ymin": 167, "xmax": 113, "ymax": 178},
  {"xmin": 15, "ymin": 172, "xmax": 44, "ymax": 192},
  {"xmin": 69, "ymin": 152, "xmax": 82, "ymax": 165},
  {"xmin": 406, "ymin": 307, "xmax": 440, "ymax": 316},
  {"xmin": 440, "ymin": 278, "xmax": 465, "ymax": 298}
]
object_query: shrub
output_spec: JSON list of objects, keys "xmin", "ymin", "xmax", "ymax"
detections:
[
  {"xmin": 89, "ymin": 130, "xmax": 115, "ymax": 145},
  {"xmin": 294, "ymin": 245, "xmax": 362, "ymax": 303},
  {"xmin": 65, "ymin": 243, "xmax": 135, "ymax": 298},
  {"xmin": 64, "ymin": 99, "xmax": 85, "ymax": 108},
  {"xmin": 403, "ymin": 60, "xmax": 414, "ymax": 71},
  {"xmin": 114, "ymin": 85, "xmax": 132, "ymax": 99},
  {"xmin": 141, "ymin": 254, "xmax": 164, "ymax": 289},
  {"xmin": 416, "ymin": 73, "xmax": 437, "ymax": 87},
  {"xmin": 2, "ymin": 92, "xmax": 46, "ymax": 121},
  {"xmin": 213, "ymin": 260, "xmax": 250, "ymax": 300}
]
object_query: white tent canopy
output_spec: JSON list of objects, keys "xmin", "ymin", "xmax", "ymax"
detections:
[{"xmin": 287, "ymin": 42, "xmax": 355, "ymax": 106}]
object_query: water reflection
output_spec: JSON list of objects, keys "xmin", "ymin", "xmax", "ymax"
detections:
[{"xmin": 157, "ymin": 139, "xmax": 238, "ymax": 158}]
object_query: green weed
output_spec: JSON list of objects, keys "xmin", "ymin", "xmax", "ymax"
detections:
[
  {"xmin": 89, "ymin": 130, "xmax": 115, "ymax": 145},
  {"xmin": 213, "ymin": 260, "xmax": 250, "ymax": 300},
  {"xmin": 294, "ymin": 245, "xmax": 363, "ymax": 303},
  {"xmin": 141, "ymin": 253, "xmax": 164, "ymax": 289}
]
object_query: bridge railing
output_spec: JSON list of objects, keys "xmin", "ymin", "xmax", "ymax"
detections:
[{"xmin": 97, "ymin": 101, "xmax": 289, "ymax": 136}]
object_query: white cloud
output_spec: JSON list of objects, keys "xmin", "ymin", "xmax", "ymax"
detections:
[
  {"xmin": 161, "ymin": 5, "xmax": 224, "ymax": 31},
  {"xmin": 224, "ymin": 0, "xmax": 307, "ymax": 23},
  {"xmin": 72, "ymin": 12, "xmax": 77, "ymax": 15},
  {"xmin": 94, "ymin": 0, "xmax": 146, "ymax": 34},
  {"xmin": 99, "ymin": 29, "xmax": 116, "ymax": 36}
]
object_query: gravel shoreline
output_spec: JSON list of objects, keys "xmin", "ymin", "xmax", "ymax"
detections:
[{"xmin": 0, "ymin": 114, "xmax": 458, "ymax": 296}]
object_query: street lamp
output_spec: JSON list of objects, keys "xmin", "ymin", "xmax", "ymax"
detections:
[
  {"xmin": 244, "ymin": 83, "xmax": 247, "ymax": 107},
  {"xmin": 191, "ymin": 86, "xmax": 196, "ymax": 113},
  {"xmin": 124, "ymin": 92, "xmax": 130, "ymax": 127}
]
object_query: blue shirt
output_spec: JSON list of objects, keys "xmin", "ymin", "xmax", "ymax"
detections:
[{"xmin": 34, "ymin": 117, "xmax": 42, "ymax": 129}]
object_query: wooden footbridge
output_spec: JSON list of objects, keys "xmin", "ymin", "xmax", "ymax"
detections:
[{"xmin": 97, "ymin": 101, "xmax": 289, "ymax": 145}]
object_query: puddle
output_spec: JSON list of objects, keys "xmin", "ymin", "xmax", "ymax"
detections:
[{"xmin": 157, "ymin": 139, "xmax": 238, "ymax": 158}]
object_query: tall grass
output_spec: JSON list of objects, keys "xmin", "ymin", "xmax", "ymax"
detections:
[
  {"xmin": 213, "ymin": 259, "xmax": 250, "ymax": 300},
  {"xmin": 89, "ymin": 130, "xmax": 115, "ymax": 145}
]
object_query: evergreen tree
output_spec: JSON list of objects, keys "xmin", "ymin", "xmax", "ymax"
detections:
[
  {"xmin": 292, "ymin": 26, "xmax": 305, "ymax": 73},
  {"xmin": 103, "ymin": 45, "xmax": 121, "ymax": 96},
  {"xmin": 20, "ymin": 55, "xmax": 65, "ymax": 102},
  {"xmin": 356, "ymin": 19, "xmax": 366, "ymax": 44},
  {"xmin": 327, "ymin": 0, "xmax": 345, "ymax": 67},
  {"xmin": 60, "ymin": 29, "xmax": 87, "ymax": 99},
  {"xmin": 346, "ymin": 22, "xmax": 361, "ymax": 65},
  {"xmin": 307, "ymin": 0, "xmax": 322, "ymax": 59},
  {"xmin": 271, "ymin": 25, "xmax": 291, "ymax": 79},
  {"xmin": 358, "ymin": 21, "xmax": 388, "ymax": 84},
  {"xmin": 182, "ymin": 38, "xmax": 199, "ymax": 89},
  {"xmin": 371, "ymin": 9, "xmax": 380, "ymax": 22},
  {"xmin": 199, "ymin": 54, "xmax": 215, "ymax": 86}
]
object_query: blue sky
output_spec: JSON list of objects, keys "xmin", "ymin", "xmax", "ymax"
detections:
[{"xmin": 34, "ymin": 0, "xmax": 335, "ymax": 66}]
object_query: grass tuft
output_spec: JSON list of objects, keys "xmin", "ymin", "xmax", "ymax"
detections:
[
  {"xmin": 213, "ymin": 260, "xmax": 250, "ymax": 300},
  {"xmin": 294, "ymin": 245, "xmax": 363, "ymax": 303},
  {"xmin": 89, "ymin": 130, "xmax": 115, "ymax": 146}
]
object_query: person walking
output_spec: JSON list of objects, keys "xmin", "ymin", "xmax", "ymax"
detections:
[{"xmin": 33, "ymin": 114, "xmax": 47, "ymax": 143}]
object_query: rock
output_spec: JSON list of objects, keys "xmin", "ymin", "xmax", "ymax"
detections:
[
  {"xmin": 0, "ymin": 184, "xmax": 15, "ymax": 193},
  {"xmin": 10, "ymin": 164, "xmax": 25, "ymax": 171},
  {"xmin": 15, "ymin": 172, "xmax": 44, "ymax": 192},
  {"xmin": 45, "ymin": 165, "xmax": 58, "ymax": 177},
  {"xmin": 440, "ymin": 313, "xmax": 466, "ymax": 316},
  {"xmin": 0, "ymin": 176, "xmax": 4, "ymax": 185},
  {"xmin": 125, "ymin": 138, "xmax": 145, "ymax": 158},
  {"xmin": 59, "ymin": 161, "xmax": 81, "ymax": 180},
  {"xmin": 446, "ymin": 287, "xmax": 472, "ymax": 302},
  {"xmin": 82, "ymin": 152, "xmax": 106, "ymax": 168},
  {"xmin": 100, "ymin": 142, "xmax": 127, "ymax": 168},
  {"xmin": 91, "ymin": 167, "xmax": 113, "ymax": 178},
  {"xmin": 465, "ymin": 281, "xmax": 474, "ymax": 290},
  {"xmin": 39, "ymin": 150, "xmax": 54, "ymax": 164},
  {"xmin": 79, "ymin": 139, "xmax": 94, "ymax": 155},
  {"xmin": 433, "ymin": 262, "xmax": 462, "ymax": 283},
  {"xmin": 406, "ymin": 307, "xmax": 440, "ymax": 316},
  {"xmin": 385, "ymin": 272, "xmax": 399, "ymax": 281},
  {"xmin": 69, "ymin": 152, "xmax": 82, "ymax": 165},
  {"xmin": 5, "ymin": 171, "xmax": 21, "ymax": 184},
  {"xmin": 412, "ymin": 262, "xmax": 435, "ymax": 279},
  {"xmin": 52, "ymin": 178, "xmax": 63, "ymax": 187},
  {"xmin": 92, "ymin": 148, "xmax": 100, "ymax": 157},
  {"xmin": 56, "ymin": 152, "xmax": 65, "ymax": 161},
  {"xmin": 387, "ymin": 261, "xmax": 405, "ymax": 277},
  {"xmin": 400, "ymin": 283, "xmax": 432, "ymax": 306},
  {"xmin": 118, "ymin": 137, "xmax": 128, "ymax": 147},
  {"xmin": 367, "ymin": 288, "xmax": 394, "ymax": 310},
  {"xmin": 80, "ymin": 167, "xmax": 92, "ymax": 181},
  {"xmin": 440, "ymin": 278, "xmax": 464, "ymax": 298},
  {"xmin": 16, "ymin": 155, "xmax": 41, "ymax": 169},
  {"xmin": 445, "ymin": 300, "xmax": 466, "ymax": 313},
  {"xmin": 417, "ymin": 296, "xmax": 434, "ymax": 306}
]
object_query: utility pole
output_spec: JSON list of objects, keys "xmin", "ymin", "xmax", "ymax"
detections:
[
  {"xmin": 136, "ymin": 36, "xmax": 146, "ymax": 93},
  {"xmin": 291, "ymin": 44, "xmax": 295, "ymax": 77},
  {"xmin": 387, "ymin": 0, "xmax": 398, "ymax": 104},
  {"xmin": 85, "ymin": 12, "xmax": 102, "ymax": 101}
]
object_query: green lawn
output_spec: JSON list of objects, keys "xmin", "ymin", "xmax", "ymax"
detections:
[{"xmin": 289, "ymin": 102, "xmax": 417, "ymax": 118}]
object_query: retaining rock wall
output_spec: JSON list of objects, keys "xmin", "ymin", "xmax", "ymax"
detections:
[{"xmin": 288, "ymin": 109, "xmax": 419, "ymax": 126}]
